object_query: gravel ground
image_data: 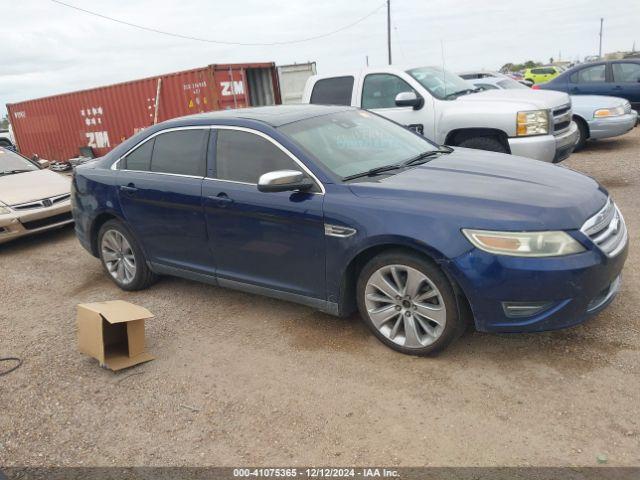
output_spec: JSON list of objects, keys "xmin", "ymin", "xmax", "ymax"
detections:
[{"xmin": 1, "ymin": 128, "xmax": 639, "ymax": 467}]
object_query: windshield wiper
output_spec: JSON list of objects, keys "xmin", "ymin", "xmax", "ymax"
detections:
[
  {"xmin": 402, "ymin": 146, "xmax": 453, "ymax": 166},
  {"xmin": 444, "ymin": 88, "xmax": 481, "ymax": 100},
  {"xmin": 342, "ymin": 147, "xmax": 453, "ymax": 182},
  {"xmin": 342, "ymin": 163, "xmax": 405, "ymax": 181},
  {"xmin": 0, "ymin": 169, "xmax": 32, "ymax": 176}
]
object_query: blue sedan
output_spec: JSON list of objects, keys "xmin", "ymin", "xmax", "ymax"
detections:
[
  {"xmin": 72, "ymin": 105, "xmax": 628, "ymax": 355},
  {"xmin": 535, "ymin": 59, "xmax": 640, "ymax": 111}
]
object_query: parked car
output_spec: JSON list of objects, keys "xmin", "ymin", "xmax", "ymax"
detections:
[
  {"xmin": 72, "ymin": 105, "xmax": 627, "ymax": 355},
  {"xmin": 465, "ymin": 74, "xmax": 638, "ymax": 150},
  {"xmin": 0, "ymin": 147, "xmax": 72, "ymax": 244},
  {"xmin": 302, "ymin": 66, "xmax": 578, "ymax": 163},
  {"xmin": 0, "ymin": 127, "xmax": 15, "ymax": 150},
  {"xmin": 534, "ymin": 59, "xmax": 640, "ymax": 111},
  {"xmin": 523, "ymin": 66, "xmax": 563, "ymax": 84}
]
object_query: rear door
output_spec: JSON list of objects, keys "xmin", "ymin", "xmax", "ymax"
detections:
[
  {"xmin": 202, "ymin": 127, "xmax": 326, "ymax": 299},
  {"xmin": 611, "ymin": 61, "xmax": 640, "ymax": 109},
  {"xmin": 117, "ymin": 127, "xmax": 213, "ymax": 274},
  {"xmin": 567, "ymin": 63, "xmax": 609, "ymax": 96}
]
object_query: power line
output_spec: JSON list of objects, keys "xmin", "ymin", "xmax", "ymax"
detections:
[{"xmin": 50, "ymin": 0, "xmax": 387, "ymax": 46}]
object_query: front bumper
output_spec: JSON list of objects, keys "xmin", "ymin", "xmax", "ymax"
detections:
[
  {"xmin": 508, "ymin": 121, "xmax": 578, "ymax": 163},
  {"xmin": 0, "ymin": 200, "xmax": 73, "ymax": 244},
  {"xmin": 448, "ymin": 237, "xmax": 628, "ymax": 333},
  {"xmin": 588, "ymin": 112, "xmax": 638, "ymax": 140}
]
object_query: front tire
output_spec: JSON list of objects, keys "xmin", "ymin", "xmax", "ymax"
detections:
[
  {"xmin": 574, "ymin": 117, "xmax": 589, "ymax": 151},
  {"xmin": 98, "ymin": 220, "xmax": 156, "ymax": 291},
  {"xmin": 356, "ymin": 251, "xmax": 463, "ymax": 356}
]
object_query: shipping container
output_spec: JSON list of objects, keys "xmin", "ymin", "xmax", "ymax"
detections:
[
  {"xmin": 7, "ymin": 62, "xmax": 282, "ymax": 161},
  {"xmin": 277, "ymin": 62, "xmax": 317, "ymax": 104}
]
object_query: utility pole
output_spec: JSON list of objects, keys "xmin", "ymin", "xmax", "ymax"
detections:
[
  {"xmin": 598, "ymin": 18, "xmax": 604, "ymax": 59},
  {"xmin": 387, "ymin": 0, "xmax": 392, "ymax": 65}
]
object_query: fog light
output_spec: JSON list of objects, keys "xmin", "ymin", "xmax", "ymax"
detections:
[{"xmin": 502, "ymin": 301, "xmax": 553, "ymax": 318}]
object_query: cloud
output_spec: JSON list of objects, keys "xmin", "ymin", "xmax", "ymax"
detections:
[{"xmin": 2, "ymin": 0, "xmax": 639, "ymax": 116}]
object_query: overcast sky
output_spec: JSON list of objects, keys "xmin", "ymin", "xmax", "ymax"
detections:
[{"xmin": 2, "ymin": 0, "xmax": 639, "ymax": 116}]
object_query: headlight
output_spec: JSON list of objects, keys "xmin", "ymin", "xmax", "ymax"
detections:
[
  {"xmin": 462, "ymin": 229, "xmax": 585, "ymax": 257},
  {"xmin": 0, "ymin": 203, "xmax": 11, "ymax": 215},
  {"xmin": 516, "ymin": 109, "xmax": 549, "ymax": 136},
  {"xmin": 594, "ymin": 106, "xmax": 625, "ymax": 118}
]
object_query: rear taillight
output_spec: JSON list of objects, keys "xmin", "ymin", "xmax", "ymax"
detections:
[{"xmin": 532, "ymin": 84, "xmax": 541, "ymax": 90}]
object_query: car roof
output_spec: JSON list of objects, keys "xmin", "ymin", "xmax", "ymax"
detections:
[{"xmin": 177, "ymin": 104, "xmax": 354, "ymax": 127}]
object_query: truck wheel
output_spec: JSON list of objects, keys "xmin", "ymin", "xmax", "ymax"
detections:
[
  {"xmin": 357, "ymin": 250, "xmax": 464, "ymax": 356},
  {"xmin": 98, "ymin": 220, "xmax": 157, "ymax": 291},
  {"xmin": 574, "ymin": 118, "xmax": 589, "ymax": 151},
  {"xmin": 458, "ymin": 136, "xmax": 508, "ymax": 153},
  {"xmin": 0, "ymin": 140, "xmax": 12, "ymax": 148}
]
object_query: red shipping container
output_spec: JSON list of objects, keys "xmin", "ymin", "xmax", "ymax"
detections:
[{"xmin": 6, "ymin": 62, "xmax": 281, "ymax": 161}]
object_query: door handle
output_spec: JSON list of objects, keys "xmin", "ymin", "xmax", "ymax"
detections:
[
  {"xmin": 613, "ymin": 85, "xmax": 623, "ymax": 90},
  {"xmin": 207, "ymin": 193, "xmax": 234, "ymax": 207},
  {"xmin": 120, "ymin": 184, "xmax": 138, "ymax": 193}
]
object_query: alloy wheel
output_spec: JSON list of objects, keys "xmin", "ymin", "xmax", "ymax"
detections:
[
  {"xmin": 364, "ymin": 264, "xmax": 446, "ymax": 348},
  {"xmin": 101, "ymin": 229, "xmax": 137, "ymax": 285}
]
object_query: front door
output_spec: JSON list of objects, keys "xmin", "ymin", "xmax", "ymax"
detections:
[
  {"xmin": 117, "ymin": 128, "xmax": 213, "ymax": 274},
  {"xmin": 611, "ymin": 61, "xmax": 640, "ymax": 110},
  {"xmin": 359, "ymin": 73, "xmax": 434, "ymax": 139},
  {"xmin": 203, "ymin": 128, "xmax": 326, "ymax": 299}
]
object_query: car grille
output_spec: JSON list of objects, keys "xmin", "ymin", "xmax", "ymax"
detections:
[
  {"xmin": 581, "ymin": 199, "xmax": 627, "ymax": 257},
  {"xmin": 552, "ymin": 104, "xmax": 572, "ymax": 133},
  {"xmin": 21, "ymin": 212, "xmax": 73, "ymax": 230},
  {"xmin": 11, "ymin": 193, "xmax": 71, "ymax": 211}
]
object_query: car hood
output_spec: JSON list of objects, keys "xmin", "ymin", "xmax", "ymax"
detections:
[
  {"xmin": 570, "ymin": 94, "xmax": 628, "ymax": 109},
  {"xmin": 458, "ymin": 89, "xmax": 570, "ymax": 110},
  {"xmin": 0, "ymin": 169, "xmax": 71, "ymax": 206},
  {"xmin": 348, "ymin": 148, "xmax": 608, "ymax": 231}
]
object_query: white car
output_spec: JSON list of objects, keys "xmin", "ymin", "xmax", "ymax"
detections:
[
  {"xmin": 0, "ymin": 147, "xmax": 72, "ymax": 244},
  {"xmin": 464, "ymin": 72, "xmax": 638, "ymax": 150},
  {"xmin": 303, "ymin": 65, "xmax": 578, "ymax": 162}
]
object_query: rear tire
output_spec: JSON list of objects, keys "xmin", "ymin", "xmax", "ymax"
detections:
[
  {"xmin": 574, "ymin": 117, "xmax": 589, "ymax": 151},
  {"xmin": 97, "ymin": 219, "xmax": 156, "ymax": 291},
  {"xmin": 356, "ymin": 250, "xmax": 463, "ymax": 356},
  {"xmin": 458, "ymin": 136, "xmax": 508, "ymax": 153}
]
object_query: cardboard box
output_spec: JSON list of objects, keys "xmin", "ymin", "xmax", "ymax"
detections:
[{"xmin": 77, "ymin": 300, "xmax": 155, "ymax": 371}]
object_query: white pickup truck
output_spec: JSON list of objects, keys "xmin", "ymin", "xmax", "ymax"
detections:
[
  {"xmin": 0, "ymin": 126, "xmax": 15, "ymax": 149},
  {"xmin": 302, "ymin": 65, "xmax": 579, "ymax": 162}
]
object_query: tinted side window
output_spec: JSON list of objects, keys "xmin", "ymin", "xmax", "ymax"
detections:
[
  {"xmin": 124, "ymin": 138, "xmax": 154, "ymax": 171},
  {"xmin": 310, "ymin": 76, "xmax": 354, "ymax": 105},
  {"xmin": 571, "ymin": 65, "xmax": 606, "ymax": 83},
  {"xmin": 151, "ymin": 129, "xmax": 207, "ymax": 176},
  {"xmin": 612, "ymin": 62, "xmax": 640, "ymax": 82},
  {"xmin": 216, "ymin": 130, "xmax": 300, "ymax": 184},
  {"xmin": 531, "ymin": 68, "xmax": 544, "ymax": 74},
  {"xmin": 362, "ymin": 74, "xmax": 417, "ymax": 109}
]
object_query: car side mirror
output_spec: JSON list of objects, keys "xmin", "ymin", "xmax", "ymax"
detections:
[
  {"xmin": 257, "ymin": 170, "xmax": 314, "ymax": 193},
  {"xmin": 37, "ymin": 159, "xmax": 50, "ymax": 169},
  {"xmin": 395, "ymin": 91, "xmax": 424, "ymax": 110}
]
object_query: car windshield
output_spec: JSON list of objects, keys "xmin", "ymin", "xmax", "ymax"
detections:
[
  {"xmin": 0, "ymin": 148, "xmax": 39, "ymax": 175},
  {"xmin": 406, "ymin": 66, "xmax": 477, "ymax": 100},
  {"xmin": 497, "ymin": 78, "xmax": 529, "ymax": 89},
  {"xmin": 280, "ymin": 110, "xmax": 439, "ymax": 179}
]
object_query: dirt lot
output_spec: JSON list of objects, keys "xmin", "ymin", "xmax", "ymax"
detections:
[{"xmin": 1, "ymin": 128, "xmax": 639, "ymax": 467}]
